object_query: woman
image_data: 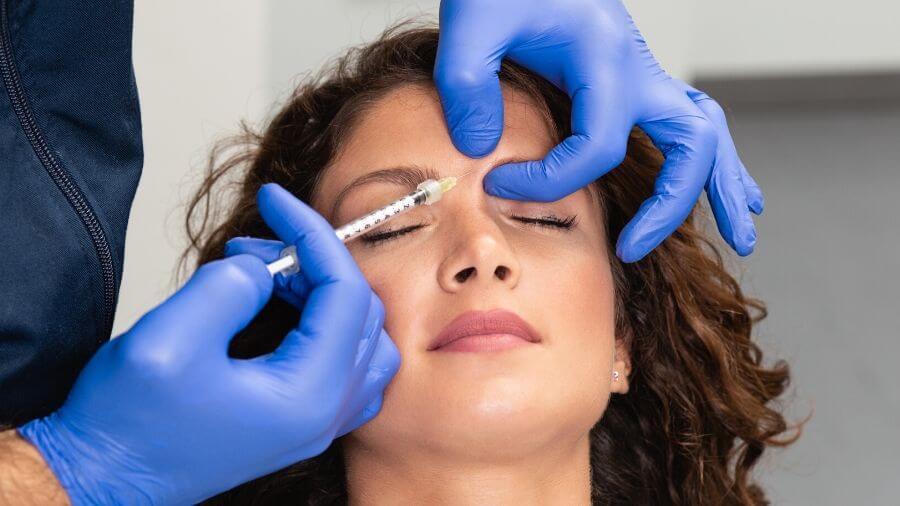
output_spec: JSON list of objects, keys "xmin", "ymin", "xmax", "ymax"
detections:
[{"xmin": 185, "ymin": 24, "xmax": 799, "ymax": 505}]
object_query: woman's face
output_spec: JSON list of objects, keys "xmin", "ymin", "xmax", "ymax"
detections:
[{"xmin": 313, "ymin": 85, "xmax": 627, "ymax": 462}]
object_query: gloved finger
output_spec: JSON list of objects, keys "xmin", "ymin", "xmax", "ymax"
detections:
[
  {"xmin": 676, "ymin": 80, "xmax": 765, "ymax": 216},
  {"xmin": 677, "ymin": 87, "xmax": 757, "ymax": 255},
  {"xmin": 125, "ymin": 254, "xmax": 273, "ymax": 356},
  {"xmin": 256, "ymin": 184, "xmax": 371, "ymax": 379},
  {"xmin": 326, "ymin": 291, "xmax": 393, "ymax": 433},
  {"xmin": 224, "ymin": 236, "xmax": 283, "ymax": 262},
  {"xmin": 335, "ymin": 394, "xmax": 384, "ymax": 439},
  {"xmin": 349, "ymin": 327, "xmax": 400, "ymax": 411},
  {"xmin": 738, "ymin": 161, "xmax": 765, "ymax": 215},
  {"xmin": 706, "ymin": 162, "xmax": 757, "ymax": 256},
  {"xmin": 483, "ymin": 75, "xmax": 631, "ymax": 202},
  {"xmin": 225, "ymin": 236, "xmax": 312, "ymax": 307},
  {"xmin": 335, "ymin": 328, "xmax": 401, "ymax": 437},
  {"xmin": 618, "ymin": 107, "xmax": 717, "ymax": 262},
  {"xmin": 687, "ymin": 87, "xmax": 759, "ymax": 256},
  {"xmin": 332, "ymin": 292, "xmax": 388, "ymax": 407},
  {"xmin": 256, "ymin": 291, "xmax": 384, "ymax": 418},
  {"xmin": 434, "ymin": 0, "xmax": 509, "ymax": 157},
  {"xmin": 353, "ymin": 292, "xmax": 387, "ymax": 369}
]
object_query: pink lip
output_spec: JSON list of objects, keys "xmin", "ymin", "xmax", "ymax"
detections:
[{"xmin": 428, "ymin": 309, "xmax": 542, "ymax": 352}]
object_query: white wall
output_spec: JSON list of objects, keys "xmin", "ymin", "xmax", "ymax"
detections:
[
  {"xmin": 692, "ymin": 0, "xmax": 900, "ymax": 76},
  {"xmin": 115, "ymin": 1, "xmax": 273, "ymax": 334},
  {"xmin": 265, "ymin": 1, "xmax": 439, "ymax": 97},
  {"xmin": 625, "ymin": 0, "xmax": 695, "ymax": 80},
  {"xmin": 266, "ymin": 0, "xmax": 698, "ymax": 92}
]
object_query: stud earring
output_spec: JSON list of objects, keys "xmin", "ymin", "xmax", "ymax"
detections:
[{"xmin": 612, "ymin": 371, "xmax": 620, "ymax": 382}]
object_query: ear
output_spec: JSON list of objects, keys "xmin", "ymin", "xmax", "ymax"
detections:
[{"xmin": 610, "ymin": 338, "xmax": 632, "ymax": 395}]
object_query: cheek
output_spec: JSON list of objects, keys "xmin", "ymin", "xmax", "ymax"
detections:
[
  {"xmin": 515, "ymin": 227, "xmax": 616, "ymax": 345},
  {"xmin": 552, "ymin": 255, "xmax": 615, "ymax": 348},
  {"xmin": 522, "ymin": 252, "xmax": 617, "ymax": 416},
  {"xmin": 349, "ymin": 251, "xmax": 431, "ymax": 350}
]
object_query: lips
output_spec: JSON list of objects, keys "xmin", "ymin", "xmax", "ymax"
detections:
[{"xmin": 428, "ymin": 309, "xmax": 542, "ymax": 351}]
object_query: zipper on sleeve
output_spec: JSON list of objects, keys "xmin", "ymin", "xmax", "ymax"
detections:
[{"xmin": 0, "ymin": 0, "xmax": 117, "ymax": 337}]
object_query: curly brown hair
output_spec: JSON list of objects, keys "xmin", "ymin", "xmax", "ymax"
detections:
[{"xmin": 183, "ymin": 23, "xmax": 801, "ymax": 506}]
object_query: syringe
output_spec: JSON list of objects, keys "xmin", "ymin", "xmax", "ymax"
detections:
[{"xmin": 266, "ymin": 176, "xmax": 458, "ymax": 277}]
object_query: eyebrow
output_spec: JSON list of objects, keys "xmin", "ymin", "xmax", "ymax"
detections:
[
  {"xmin": 328, "ymin": 156, "xmax": 585, "ymax": 220},
  {"xmin": 329, "ymin": 165, "xmax": 441, "ymax": 220}
]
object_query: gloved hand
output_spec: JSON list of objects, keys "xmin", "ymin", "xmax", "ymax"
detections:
[
  {"xmin": 18, "ymin": 183, "xmax": 401, "ymax": 505},
  {"xmin": 435, "ymin": 0, "xmax": 764, "ymax": 262}
]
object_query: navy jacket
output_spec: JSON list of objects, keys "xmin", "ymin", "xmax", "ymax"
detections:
[{"xmin": 0, "ymin": 0, "xmax": 142, "ymax": 425}]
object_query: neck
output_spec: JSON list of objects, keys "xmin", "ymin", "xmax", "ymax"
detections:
[{"xmin": 343, "ymin": 432, "xmax": 592, "ymax": 506}]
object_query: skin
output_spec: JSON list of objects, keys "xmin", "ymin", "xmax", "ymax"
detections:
[
  {"xmin": 312, "ymin": 85, "xmax": 632, "ymax": 506},
  {"xmin": 0, "ymin": 431, "xmax": 67, "ymax": 505}
]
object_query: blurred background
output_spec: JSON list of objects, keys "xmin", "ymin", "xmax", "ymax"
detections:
[{"xmin": 121, "ymin": 1, "xmax": 899, "ymax": 503}]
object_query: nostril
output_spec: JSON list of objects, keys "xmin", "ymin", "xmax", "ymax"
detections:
[
  {"xmin": 454, "ymin": 267, "xmax": 475, "ymax": 283},
  {"xmin": 494, "ymin": 265, "xmax": 509, "ymax": 281}
]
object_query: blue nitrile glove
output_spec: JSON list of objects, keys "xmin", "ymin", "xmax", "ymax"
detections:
[
  {"xmin": 435, "ymin": 0, "xmax": 764, "ymax": 262},
  {"xmin": 226, "ymin": 237, "xmax": 312, "ymax": 307},
  {"xmin": 18, "ymin": 183, "xmax": 401, "ymax": 506}
]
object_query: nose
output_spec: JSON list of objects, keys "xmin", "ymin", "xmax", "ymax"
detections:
[{"xmin": 437, "ymin": 219, "xmax": 521, "ymax": 293}]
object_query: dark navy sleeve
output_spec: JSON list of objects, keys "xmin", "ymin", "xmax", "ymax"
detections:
[{"xmin": 0, "ymin": 0, "xmax": 142, "ymax": 426}]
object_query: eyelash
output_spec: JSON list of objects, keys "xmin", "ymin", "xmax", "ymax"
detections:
[{"xmin": 358, "ymin": 214, "xmax": 578, "ymax": 246}]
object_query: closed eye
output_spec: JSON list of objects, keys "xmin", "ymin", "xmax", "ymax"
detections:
[
  {"xmin": 359, "ymin": 224, "xmax": 424, "ymax": 246},
  {"xmin": 512, "ymin": 214, "xmax": 578, "ymax": 230},
  {"xmin": 358, "ymin": 213, "xmax": 578, "ymax": 247}
]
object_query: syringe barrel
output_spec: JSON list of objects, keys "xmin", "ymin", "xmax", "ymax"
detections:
[{"xmin": 335, "ymin": 190, "xmax": 424, "ymax": 242}]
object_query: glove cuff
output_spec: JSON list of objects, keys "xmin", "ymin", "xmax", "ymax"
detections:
[{"xmin": 18, "ymin": 414, "xmax": 145, "ymax": 506}]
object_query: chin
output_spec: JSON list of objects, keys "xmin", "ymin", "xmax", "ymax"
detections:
[
  {"xmin": 435, "ymin": 396, "xmax": 590, "ymax": 462},
  {"xmin": 347, "ymin": 359, "xmax": 605, "ymax": 462},
  {"xmin": 363, "ymin": 381, "xmax": 579, "ymax": 459}
]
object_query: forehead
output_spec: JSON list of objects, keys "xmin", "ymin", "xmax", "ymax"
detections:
[{"xmin": 312, "ymin": 84, "xmax": 558, "ymax": 216}]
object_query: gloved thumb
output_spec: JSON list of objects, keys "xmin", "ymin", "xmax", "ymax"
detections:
[{"xmin": 434, "ymin": 1, "xmax": 507, "ymax": 157}]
